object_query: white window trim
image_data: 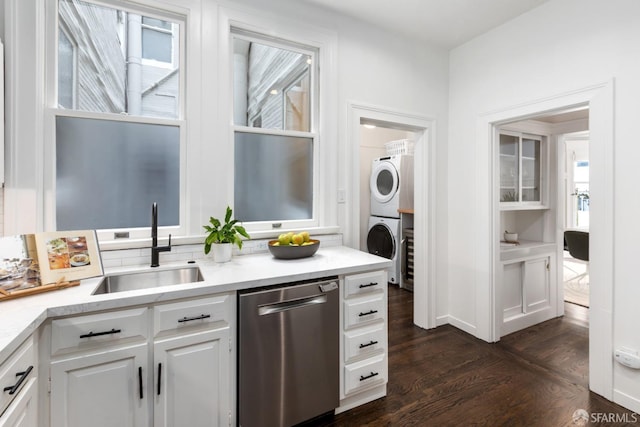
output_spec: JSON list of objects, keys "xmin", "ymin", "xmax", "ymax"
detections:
[
  {"xmin": 57, "ymin": 22, "xmax": 78, "ymax": 109},
  {"xmin": 218, "ymin": 6, "xmax": 339, "ymax": 234}
]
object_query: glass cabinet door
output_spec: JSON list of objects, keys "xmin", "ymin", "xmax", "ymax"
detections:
[
  {"xmin": 499, "ymin": 132, "xmax": 543, "ymax": 206},
  {"xmin": 521, "ymin": 137, "xmax": 541, "ymax": 202},
  {"xmin": 499, "ymin": 134, "xmax": 519, "ymax": 202}
]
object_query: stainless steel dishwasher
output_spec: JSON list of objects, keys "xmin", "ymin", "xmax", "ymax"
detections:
[{"xmin": 238, "ymin": 277, "xmax": 340, "ymax": 427}]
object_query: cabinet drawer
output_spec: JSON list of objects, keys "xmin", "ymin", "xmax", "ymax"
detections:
[
  {"xmin": 344, "ymin": 271, "xmax": 386, "ymax": 297},
  {"xmin": 153, "ymin": 293, "xmax": 231, "ymax": 337},
  {"xmin": 0, "ymin": 336, "xmax": 35, "ymax": 416},
  {"xmin": 51, "ymin": 307, "xmax": 148, "ymax": 356},
  {"xmin": 344, "ymin": 323, "xmax": 385, "ymax": 362},
  {"xmin": 344, "ymin": 293, "xmax": 385, "ymax": 329},
  {"xmin": 344, "ymin": 354, "xmax": 387, "ymax": 396}
]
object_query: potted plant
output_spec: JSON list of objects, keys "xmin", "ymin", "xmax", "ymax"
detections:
[{"xmin": 203, "ymin": 206, "xmax": 250, "ymax": 262}]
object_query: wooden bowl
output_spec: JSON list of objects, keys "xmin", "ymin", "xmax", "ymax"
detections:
[{"xmin": 267, "ymin": 239, "xmax": 320, "ymax": 259}]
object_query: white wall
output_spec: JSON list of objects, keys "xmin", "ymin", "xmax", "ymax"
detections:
[{"xmin": 448, "ymin": 0, "xmax": 640, "ymax": 412}]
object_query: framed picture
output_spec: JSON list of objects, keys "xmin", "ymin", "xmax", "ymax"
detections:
[{"xmin": 34, "ymin": 230, "xmax": 103, "ymax": 285}]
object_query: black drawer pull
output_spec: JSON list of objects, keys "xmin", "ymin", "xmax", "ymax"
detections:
[
  {"xmin": 79, "ymin": 328, "xmax": 122, "ymax": 339},
  {"xmin": 138, "ymin": 366, "xmax": 144, "ymax": 399},
  {"xmin": 359, "ymin": 340, "xmax": 379, "ymax": 349},
  {"xmin": 359, "ymin": 282, "xmax": 378, "ymax": 288},
  {"xmin": 177, "ymin": 314, "xmax": 211, "ymax": 323},
  {"xmin": 157, "ymin": 363, "xmax": 162, "ymax": 396},
  {"xmin": 3, "ymin": 365, "xmax": 33, "ymax": 395},
  {"xmin": 359, "ymin": 371, "xmax": 379, "ymax": 381},
  {"xmin": 358, "ymin": 310, "xmax": 378, "ymax": 317}
]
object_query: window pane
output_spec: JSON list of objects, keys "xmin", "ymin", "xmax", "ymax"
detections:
[
  {"xmin": 142, "ymin": 17, "xmax": 171, "ymax": 30},
  {"xmin": 58, "ymin": 0, "xmax": 179, "ymax": 118},
  {"xmin": 142, "ymin": 27, "xmax": 172, "ymax": 63},
  {"xmin": 56, "ymin": 116, "xmax": 180, "ymax": 230},
  {"xmin": 234, "ymin": 132, "xmax": 313, "ymax": 222},
  {"xmin": 233, "ymin": 37, "xmax": 312, "ymax": 131},
  {"xmin": 58, "ymin": 29, "xmax": 74, "ymax": 108}
]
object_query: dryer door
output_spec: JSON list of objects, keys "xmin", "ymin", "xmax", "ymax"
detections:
[
  {"xmin": 367, "ymin": 223, "xmax": 396, "ymax": 259},
  {"xmin": 370, "ymin": 161, "xmax": 399, "ymax": 204}
]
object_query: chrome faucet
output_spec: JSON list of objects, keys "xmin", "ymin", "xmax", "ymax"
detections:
[{"xmin": 151, "ymin": 202, "xmax": 171, "ymax": 267}]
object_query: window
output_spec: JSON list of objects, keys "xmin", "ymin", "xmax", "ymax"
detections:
[
  {"xmin": 141, "ymin": 17, "xmax": 174, "ymax": 64},
  {"xmin": 57, "ymin": 25, "xmax": 76, "ymax": 109},
  {"xmin": 54, "ymin": 0, "xmax": 183, "ymax": 234},
  {"xmin": 232, "ymin": 29, "xmax": 318, "ymax": 227}
]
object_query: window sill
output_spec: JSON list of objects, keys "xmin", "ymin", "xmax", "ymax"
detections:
[{"xmin": 98, "ymin": 226, "xmax": 341, "ymax": 251}]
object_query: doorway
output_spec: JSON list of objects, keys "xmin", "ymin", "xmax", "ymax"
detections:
[
  {"xmin": 346, "ymin": 102, "xmax": 436, "ymax": 330},
  {"xmin": 483, "ymin": 81, "xmax": 614, "ymax": 400}
]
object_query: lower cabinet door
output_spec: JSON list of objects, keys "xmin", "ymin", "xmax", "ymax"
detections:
[
  {"xmin": 0, "ymin": 378, "xmax": 37, "ymax": 427},
  {"xmin": 50, "ymin": 344, "xmax": 150, "ymax": 427},
  {"xmin": 153, "ymin": 328, "xmax": 230, "ymax": 427}
]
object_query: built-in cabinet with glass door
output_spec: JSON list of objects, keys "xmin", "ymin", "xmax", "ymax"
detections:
[
  {"xmin": 498, "ymin": 127, "xmax": 557, "ymax": 338},
  {"xmin": 499, "ymin": 131, "xmax": 545, "ymax": 208}
]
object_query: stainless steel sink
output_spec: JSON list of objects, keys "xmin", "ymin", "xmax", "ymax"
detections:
[{"xmin": 92, "ymin": 265, "xmax": 204, "ymax": 295}]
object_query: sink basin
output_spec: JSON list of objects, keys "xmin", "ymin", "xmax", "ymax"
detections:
[{"xmin": 92, "ymin": 266, "xmax": 204, "ymax": 295}]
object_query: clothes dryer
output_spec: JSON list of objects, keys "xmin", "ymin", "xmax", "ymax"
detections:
[
  {"xmin": 370, "ymin": 155, "xmax": 414, "ymax": 218},
  {"xmin": 367, "ymin": 216, "xmax": 401, "ymax": 285}
]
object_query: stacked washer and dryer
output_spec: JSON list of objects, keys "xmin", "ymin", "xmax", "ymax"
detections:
[{"xmin": 367, "ymin": 151, "xmax": 414, "ymax": 288}]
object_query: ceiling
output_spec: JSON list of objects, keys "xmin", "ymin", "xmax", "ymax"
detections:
[{"xmin": 299, "ymin": 0, "xmax": 550, "ymax": 49}]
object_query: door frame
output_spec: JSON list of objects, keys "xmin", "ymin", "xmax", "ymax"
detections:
[
  {"xmin": 481, "ymin": 81, "xmax": 614, "ymax": 399},
  {"xmin": 345, "ymin": 101, "xmax": 436, "ymax": 329}
]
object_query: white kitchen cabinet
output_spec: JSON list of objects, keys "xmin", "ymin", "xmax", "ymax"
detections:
[
  {"xmin": 48, "ymin": 293, "xmax": 234, "ymax": 427},
  {"xmin": 50, "ymin": 343, "xmax": 150, "ymax": 427},
  {"xmin": 499, "ymin": 131, "xmax": 547, "ymax": 209},
  {"xmin": 0, "ymin": 336, "xmax": 37, "ymax": 427},
  {"xmin": 337, "ymin": 270, "xmax": 388, "ymax": 413},
  {"xmin": 153, "ymin": 296, "xmax": 231, "ymax": 427},
  {"xmin": 501, "ymin": 253, "xmax": 556, "ymax": 337}
]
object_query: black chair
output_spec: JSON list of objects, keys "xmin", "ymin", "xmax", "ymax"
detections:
[{"xmin": 564, "ymin": 230, "xmax": 589, "ymax": 283}]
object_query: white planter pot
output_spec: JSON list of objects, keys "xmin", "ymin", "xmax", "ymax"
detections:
[{"xmin": 211, "ymin": 243, "xmax": 232, "ymax": 263}]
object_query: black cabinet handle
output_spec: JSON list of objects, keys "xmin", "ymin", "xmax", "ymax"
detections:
[
  {"xmin": 138, "ymin": 367, "xmax": 143, "ymax": 399},
  {"xmin": 359, "ymin": 371, "xmax": 379, "ymax": 381},
  {"xmin": 359, "ymin": 340, "xmax": 379, "ymax": 349},
  {"xmin": 358, "ymin": 310, "xmax": 378, "ymax": 317},
  {"xmin": 157, "ymin": 363, "xmax": 162, "ymax": 396},
  {"xmin": 177, "ymin": 314, "xmax": 211, "ymax": 323},
  {"xmin": 79, "ymin": 328, "xmax": 122, "ymax": 339},
  {"xmin": 3, "ymin": 365, "xmax": 33, "ymax": 395},
  {"xmin": 359, "ymin": 282, "xmax": 378, "ymax": 288}
]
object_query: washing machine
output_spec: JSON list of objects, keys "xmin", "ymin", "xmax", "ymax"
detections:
[
  {"xmin": 370, "ymin": 154, "xmax": 414, "ymax": 218},
  {"xmin": 367, "ymin": 216, "xmax": 401, "ymax": 285}
]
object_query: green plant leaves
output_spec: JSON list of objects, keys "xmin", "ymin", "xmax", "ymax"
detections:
[{"xmin": 202, "ymin": 206, "xmax": 251, "ymax": 252}]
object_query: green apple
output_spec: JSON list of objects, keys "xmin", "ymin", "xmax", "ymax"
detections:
[
  {"xmin": 291, "ymin": 233, "xmax": 304, "ymax": 245},
  {"xmin": 300, "ymin": 231, "xmax": 310, "ymax": 242},
  {"xmin": 278, "ymin": 233, "xmax": 291, "ymax": 246}
]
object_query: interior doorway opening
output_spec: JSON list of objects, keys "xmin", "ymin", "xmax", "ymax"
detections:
[
  {"xmin": 494, "ymin": 105, "xmax": 589, "ymax": 339},
  {"xmin": 347, "ymin": 103, "xmax": 436, "ymax": 330}
]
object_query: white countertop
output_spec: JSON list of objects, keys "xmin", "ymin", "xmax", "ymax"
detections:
[
  {"xmin": 0, "ymin": 246, "xmax": 391, "ymax": 362},
  {"xmin": 500, "ymin": 240, "xmax": 557, "ymax": 262}
]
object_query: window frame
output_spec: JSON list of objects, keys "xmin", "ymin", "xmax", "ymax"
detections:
[
  {"xmin": 57, "ymin": 21, "xmax": 78, "ymax": 109},
  {"xmin": 43, "ymin": 0, "xmax": 189, "ymax": 242},
  {"xmin": 229, "ymin": 28, "xmax": 321, "ymax": 233}
]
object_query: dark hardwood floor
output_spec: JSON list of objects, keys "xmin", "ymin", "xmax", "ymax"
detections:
[{"xmin": 313, "ymin": 285, "xmax": 637, "ymax": 426}]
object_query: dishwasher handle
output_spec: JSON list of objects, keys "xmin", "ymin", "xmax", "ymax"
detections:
[{"xmin": 259, "ymin": 294, "xmax": 328, "ymax": 316}]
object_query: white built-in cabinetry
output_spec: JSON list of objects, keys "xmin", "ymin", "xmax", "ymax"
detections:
[
  {"xmin": 498, "ymin": 124, "xmax": 558, "ymax": 338},
  {"xmin": 49, "ymin": 294, "xmax": 233, "ymax": 427},
  {"xmin": 337, "ymin": 270, "xmax": 388, "ymax": 413},
  {"xmin": 0, "ymin": 336, "xmax": 37, "ymax": 427}
]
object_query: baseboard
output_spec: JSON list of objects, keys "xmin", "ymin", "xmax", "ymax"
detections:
[
  {"xmin": 335, "ymin": 384, "xmax": 387, "ymax": 414},
  {"xmin": 435, "ymin": 314, "xmax": 449, "ymax": 327},
  {"xmin": 446, "ymin": 315, "xmax": 477, "ymax": 336},
  {"xmin": 613, "ymin": 389, "xmax": 640, "ymax": 416}
]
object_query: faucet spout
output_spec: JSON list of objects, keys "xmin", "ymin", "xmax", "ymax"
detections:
[{"xmin": 151, "ymin": 202, "xmax": 171, "ymax": 267}]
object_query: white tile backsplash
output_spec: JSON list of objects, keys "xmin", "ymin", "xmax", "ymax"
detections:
[{"xmin": 99, "ymin": 234, "xmax": 343, "ymax": 268}]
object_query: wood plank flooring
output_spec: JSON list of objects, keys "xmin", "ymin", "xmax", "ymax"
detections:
[{"xmin": 309, "ymin": 285, "xmax": 637, "ymax": 426}]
